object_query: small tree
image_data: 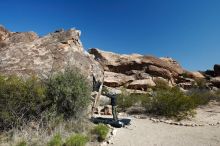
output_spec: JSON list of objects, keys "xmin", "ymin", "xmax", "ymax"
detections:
[{"xmin": 46, "ymin": 68, "xmax": 91, "ymax": 119}]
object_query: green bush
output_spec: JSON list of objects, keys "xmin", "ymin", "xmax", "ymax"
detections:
[
  {"xmin": 47, "ymin": 133, "xmax": 63, "ymax": 146},
  {"xmin": 215, "ymin": 89, "xmax": 220, "ymax": 101},
  {"xmin": 138, "ymin": 94, "xmax": 152, "ymax": 111},
  {"xmin": 65, "ymin": 134, "xmax": 88, "ymax": 146},
  {"xmin": 46, "ymin": 69, "xmax": 91, "ymax": 119},
  {"xmin": 116, "ymin": 89, "xmax": 136, "ymax": 111},
  {"xmin": 0, "ymin": 74, "xmax": 47, "ymax": 130},
  {"xmin": 187, "ymin": 89, "xmax": 216, "ymax": 106},
  {"xmin": 149, "ymin": 87, "xmax": 195, "ymax": 120},
  {"xmin": 92, "ymin": 124, "xmax": 109, "ymax": 142}
]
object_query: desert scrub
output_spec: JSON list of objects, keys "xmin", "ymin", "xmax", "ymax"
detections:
[
  {"xmin": 137, "ymin": 94, "xmax": 152, "ymax": 111},
  {"xmin": 47, "ymin": 133, "xmax": 63, "ymax": 146},
  {"xmin": 187, "ymin": 89, "xmax": 215, "ymax": 106},
  {"xmin": 65, "ymin": 134, "xmax": 88, "ymax": 146},
  {"xmin": 215, "ymin": 89, "xmax": 220, "ymax": 101},
  {"xmin": 46, "ymin": 68, "xmax": 91, "ymax": 119},
  {"xmin": 0, "ymin": 74, "xmax": 47, "ymax": 130},
  {"xmin": 117, "ymin": 88, "xmax": 142, "ymax": 111},
  {"xmin": 149, "ymin": 87, "xmax": 195, "ymax": 120},
  {"xmin": 92, "ymin": 124, "xmax": 109, "ymax": 142}
]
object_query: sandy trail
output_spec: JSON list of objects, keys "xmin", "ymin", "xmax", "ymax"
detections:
[
  {"xmin": 111, "ymin": 118, "xmax": 220, "ymax": 146},
  {"xmin": 110, "ymin": 102, "xmax": 220, "ymax": 146}
]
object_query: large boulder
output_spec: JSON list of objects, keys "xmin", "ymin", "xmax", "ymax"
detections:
[
  {"xmin": 0, "ymin": 25, "xmax": 103, "ymax": 84},
  {"xmin": 214, "ymin": 64, "xmax": 220, "ymax": 76},
  {"xmin": 89, "ymin": 48, "xmax": 185, "ymax": 90},
  {"xmin": 89, "ymin": 48, "xmax": 184, "ymax": 80},
  {"xmin": 185, "ymin": 71, "xmax": 205, "ymax": 79},
  {"xmin": 127, "ymin": 78, "xmax": 156, "ymax": 90},
  {"xmin": 104, "ymin": 71, "xmax": 135, "ymax": 87}
]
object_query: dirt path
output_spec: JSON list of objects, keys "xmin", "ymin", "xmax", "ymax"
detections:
[
  {"xmin": 111, "ymin": 118, "xmax": 220, "ymax": 146},
  {"xmin": 110, "ymin": 102, "xmax": 220, "ymax": 146}
]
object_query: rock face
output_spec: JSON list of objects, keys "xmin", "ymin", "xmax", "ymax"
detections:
[
  {"xmin": 187, "ymin": 71, "xmax": 205, "ymax": 79},
  {"xmin": 0, "ymin": 25, "xmax": 103, "ymax": 84},
  {"xmin": 127, "ymin": 79, "xmax": 156, "ymax": 90},
  {"xmin": 104, "ymin": 71, "xmax": 135, "ymax": 87},
  {"xmin": 89, "ymin": 48, "xmax": 185, "ymax": 90}
]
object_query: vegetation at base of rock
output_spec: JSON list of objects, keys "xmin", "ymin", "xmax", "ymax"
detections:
[
  {"xmin": 46, "ymin": 68, "xmax": 91, "ymax": 119},
  {"xmin": 0, "ymin": 69, "xmax": 93, "ymax": 145},
  {"xmin": 65, "ymin": 134, "xmax": 89, "ymax": 146},
  {"xmin": 92, "ymin": 124, "xmax": 109, "ymax": 142},
  {"xmin": 47, "ymin": 133, "xmax": 63, "ymax": 146},
  {"xmin": 149, "ymin": 87, "xmax": 195, "ymax": 120},
  {"xmin": 117, "ymin": 88, "xmax": 135, "ymax": 111},
  {"xmin": 0, "ymin": 68, "xmax": 91, "ymax": 131},
  {"xmin": 117, "ymin": 83, "xmax": 220, "ymax": 120},
  {"xmin": 0, "ymin": 74, "xmax": 47, "ymax": 131}
]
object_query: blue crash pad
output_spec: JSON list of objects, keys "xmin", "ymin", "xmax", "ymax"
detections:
[{"xmin": 91, "ymin": 117, "xmax": 131, "ymax": 128}]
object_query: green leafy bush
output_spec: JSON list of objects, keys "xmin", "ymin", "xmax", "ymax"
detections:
[
  {"xmin": 138, "ymin": 94, "xmax": 152, "ymax": 111},
  {"xmin": 0, "ymin": 75, "xmax": 47, "ymax": 130},
  {"xmin": 150, "ymin": 87, "xmax": 195, "ymax": 119},
  {"xmin": 92, "ymin": 124, "xmax": 109, "ymax": 142},
  {"xmin": 65, "ymin": 134, "xmax": 88, "ymax": 146},
  {"xmin": 47, "ymin": 133, "xmax": 63, "ymax": 146},
  {"xmin": 187, "ymin": 89, "xmax": 216, "ymax": 106},
  {"xmin": 117, "ymin": 88, "xmax": 139, "ymax": 111},
  {"xmin": 46, "ymin": 69, "xmax": 91, "ymax": 119}
]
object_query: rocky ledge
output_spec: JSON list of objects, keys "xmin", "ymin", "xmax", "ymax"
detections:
[
  {"xmin": 89, "ymin": 48, "xmax": 219, "ymax": 91},
  {"xmin": 0, "ymin": 25, "xmax": 103, "ymax": 85}
]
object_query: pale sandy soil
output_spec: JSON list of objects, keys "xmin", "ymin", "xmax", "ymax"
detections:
[{"xmin": 110, "ymin": 101, "xmax": 220, "ymax": 146}]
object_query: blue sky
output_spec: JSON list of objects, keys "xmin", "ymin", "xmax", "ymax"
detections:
[{"xmin": 0, "ymin": 0, "xmax": 219, "ymax": 71}]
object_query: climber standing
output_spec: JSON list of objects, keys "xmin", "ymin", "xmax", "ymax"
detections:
[{"xmin": 110, "ymin": 93, "xmax": 118, "ymax": 121}]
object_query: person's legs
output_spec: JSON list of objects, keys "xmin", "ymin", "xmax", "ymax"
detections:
[
  {"xmin": 112, "ymin": 106, "xmax": 118, "ymax": 121},
  {"xmin": 115, "ymin": 106, "xmax": 118, "ymax": 120}
]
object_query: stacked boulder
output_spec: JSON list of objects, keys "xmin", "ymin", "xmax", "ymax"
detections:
[
  {"xmin": 89, "ymin": 48, "xmax": 186, "ymax": 92},
  {"xmin": 0, "ymin": 25, "xmax": 103, "ymax": 84}
]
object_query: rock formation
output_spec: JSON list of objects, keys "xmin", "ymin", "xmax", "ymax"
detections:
[
  {"xmin": 0, "ymin": 25, "xmax": 219, "ymax": 110},
  {"xmin": 88, "ymin": 48, "xmax": 220, "ymax": 92},
  {"xmin": 89, "ymin": 48, "xmax": 186, "ymax": 91},
  {"xmin": 0, "ymin": 25, "xmax": 103, "ymax": 85}
]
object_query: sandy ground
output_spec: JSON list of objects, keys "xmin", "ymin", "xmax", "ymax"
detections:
[
  {"xmin": 109, "ymin": 101, "xmax": 220, "ymax": 146},
  {"xmin": 111, "ymin": 118, "xmax": 220, "ymax": 146}
]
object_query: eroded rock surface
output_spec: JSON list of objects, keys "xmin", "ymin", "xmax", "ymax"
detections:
[
  {"xmin": 89, "ymin": 48, "xmax": 185, "ymax": 90},
  {"xmin": 0, "ymin": 25, "xmax": 103, "ymax": 84}
]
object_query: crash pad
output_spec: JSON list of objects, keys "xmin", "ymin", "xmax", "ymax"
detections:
[{"xmin": 91, "ymin": 117, "xmax": 131, "ymax": 128}]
